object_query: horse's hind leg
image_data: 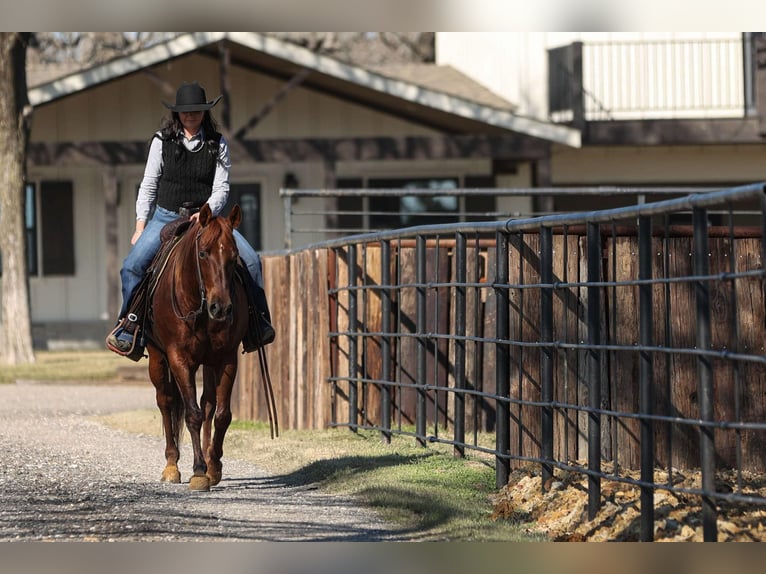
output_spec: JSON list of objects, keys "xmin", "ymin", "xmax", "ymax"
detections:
[
  {"xmin": 148, "ymin": 349, "xmax": 182, "ymax": 484},
  {"xmin": 205, "ymin": 361, "xmax": 237, "ymax": 487}
]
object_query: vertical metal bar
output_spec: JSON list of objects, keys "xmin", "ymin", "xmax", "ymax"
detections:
[
  {"xmin": 496, "ymin": 231, "xmax": 511, "ymax": 488},
  {"xmin": 638, "ymin": 215, "xmax": 655, "ymax": 542},
  {"xmin": 283, "ymin": 192, "xmax": 293, "ymax": 249},
  {"xmin": 396, "ymin": 239, "xmax": 403, "ymax": 432},
  {"xmin": 361, "ymin": 243, "xmax": 368, "ymax": 426},
  {"xmin": 472, "ymin": 235, "xmax": 481, "ymax": 446},
  {"xmin": 662, "ymin": 215, "xmax": 674, "ymax": 486},
  {"xmin": 454, "ymin": 232, "xmax": 467, "ymax": 458},
  {"xmin": 416, "ymin": 235, "xmax": 427, "ymax": 447},
  {"xmin": 348, "ymin": 243, "xmax": 358, "ymax": 431},
  {"xmin": 433, "ymin": 235, "xmax": 441, "ymax": 438},
  {"xmin": 562, "ymin": 225, "xmax": 571, "ymax": 465},
  {"xmin": 727, "ymin": 206, "xmax": 742, "ymax": 491},
  {"xmin": 329, "ymin": 248, "xmax": 339, "ymax": 426},
  {"xmin": 587, "ymin": 222, "xmax": 602, "ymax": 520},
  {"xmin": 609, "ymin": 223, "xmax": 618, "ymax": 472},
  {"xmin": 516, "ymin": 233, "xmax": 524, "ymax": 458},
  {"xmin": 381, "ymin": 240, "xmax": 392, "ymax": 444},
  {"xmin": 540, "ymin": 226, "xmax": 554, "ymax": 490},
  {"xmin": 693, "ymin": 207, "xmax": 716, "ymax": 542}
]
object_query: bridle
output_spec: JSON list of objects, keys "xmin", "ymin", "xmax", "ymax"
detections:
[{"xmin": 170, "ymin": 228, "xmax": 208, "ymax": 321}]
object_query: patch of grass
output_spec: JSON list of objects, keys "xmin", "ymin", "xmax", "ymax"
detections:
[
  {"xmin": 0, "ymin": 350, "xmax": 123, "ymax": 384},
  {"xmin": 101, "ymin": 411, "xmax": 545, "ymax": 542}
]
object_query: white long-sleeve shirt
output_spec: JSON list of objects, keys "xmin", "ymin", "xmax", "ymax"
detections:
[{"xmin": 135, "ymin": 128, "xmax": 231, "ymax": 221}]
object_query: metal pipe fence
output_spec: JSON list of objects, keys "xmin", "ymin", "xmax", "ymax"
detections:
[
  {"xmin": 280, "ymin": 186, "xmax": 730, "ymax": 249},
  {"xmin": 318, "ymin": 182, "xmax": 766, "ymax": 542}
]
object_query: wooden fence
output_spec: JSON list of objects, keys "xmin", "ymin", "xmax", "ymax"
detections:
[{"xmin": 232, "ymin": 227, "xmax": 766, "ymax": 473}]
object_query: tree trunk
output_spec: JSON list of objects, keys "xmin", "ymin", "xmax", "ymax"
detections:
[{"xmin": 0, "ymin": 32, "xmax": 35, "ymax": 365}]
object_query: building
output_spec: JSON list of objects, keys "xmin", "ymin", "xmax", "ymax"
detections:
[{"xmin": 17, "ymin": 32, "xmax": 766, "ymax": 347}]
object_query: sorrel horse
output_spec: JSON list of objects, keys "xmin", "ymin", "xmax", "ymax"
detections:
[{"xmin": 145, "ymin": 203, "xmax": 264, "ymax": 491}]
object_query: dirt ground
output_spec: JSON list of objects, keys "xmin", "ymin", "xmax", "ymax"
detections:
[{"xmin": 490, "ymin": 463, "xmax": 766, "ymax": 541}]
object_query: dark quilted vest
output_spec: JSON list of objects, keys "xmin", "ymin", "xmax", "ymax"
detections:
[{"xmin": 156, "ymin": 131, "xmax": 221, "ymax": 213}]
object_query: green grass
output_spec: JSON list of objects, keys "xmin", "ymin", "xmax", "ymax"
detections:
[
  {"xmin": 106, "ymin": 412, "xmax": 545, "ymax": 541},
  {"xmin": 0, "ymin": 350, "xmax": 123, "ymax": 384},
  {"xmin": 225, "ymin": 426, "xmax": 545, "ymax": 541}
]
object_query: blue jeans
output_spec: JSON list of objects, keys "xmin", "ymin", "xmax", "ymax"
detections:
[{"xmin": 119, "ymin": 206, "xmax": 269, "ymax": 320}]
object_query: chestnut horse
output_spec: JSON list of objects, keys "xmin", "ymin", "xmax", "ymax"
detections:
[{"xmin": 146, "ymin": 203, "xmax": 250, "ymax": 491}]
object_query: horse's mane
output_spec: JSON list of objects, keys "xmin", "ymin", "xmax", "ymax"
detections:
[{"xmin": 173, "ymin": 221, "xmax": 200, "ymax": 286}]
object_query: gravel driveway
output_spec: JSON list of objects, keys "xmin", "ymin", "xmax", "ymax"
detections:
[{"xmin": 0, "ymin": 381, "xmax": 405, "ymax": 542}]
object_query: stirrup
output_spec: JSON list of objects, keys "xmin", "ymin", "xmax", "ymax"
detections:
[{"xmin": 106, "ymin": 316, "xmax": 146, "ymax": 362}]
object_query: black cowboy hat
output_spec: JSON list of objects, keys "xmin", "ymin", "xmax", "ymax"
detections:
[{"xmin": 162, "ymin": 81, "xmax": 222, "ymax": 112}]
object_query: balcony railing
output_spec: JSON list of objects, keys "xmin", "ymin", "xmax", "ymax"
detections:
[{"xmin": 549, "ymin": 35, "xmax": 755, "ymax": 123}]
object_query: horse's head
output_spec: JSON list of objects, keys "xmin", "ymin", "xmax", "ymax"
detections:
[{"xmin": 196, "ymin": 203, "xmax": 242, "ymax": 321}]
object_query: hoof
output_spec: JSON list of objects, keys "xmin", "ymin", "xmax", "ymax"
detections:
[
  {"xmin": 161, "ymin": 465, "xmax": 181, "ymax": 483},
  {"xmin": 207, "ymin": 468, "xmax": 222, "ymax": 487},
  {"xmin": 188, "ymin": 474, "xmax": 211, "ymax": 491}
]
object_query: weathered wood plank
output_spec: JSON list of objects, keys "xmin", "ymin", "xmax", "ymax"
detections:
[{"xmin": 552, "ymin": 233, "xmax": 582, "ymax": 466}]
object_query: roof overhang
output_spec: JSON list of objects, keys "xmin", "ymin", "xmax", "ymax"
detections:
[{"xmin": 28, "ymin": 32, "xmax": 581, "ymax": 148}]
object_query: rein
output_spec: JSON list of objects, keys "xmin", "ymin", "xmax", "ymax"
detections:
[{"xmin": 170, "ymin": 228, "xmax": 207, "ymax": 321}]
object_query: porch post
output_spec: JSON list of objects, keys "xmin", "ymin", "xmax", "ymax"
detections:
[{"xmin": 103, "ymin": 167, "xmax": 120, "ymax": 322}]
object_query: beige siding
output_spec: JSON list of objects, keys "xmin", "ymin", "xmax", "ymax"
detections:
[
  {"xmin": 553, "ymin": 144, "xmax": 766, "ymax": 185},
  {"xmin": 32, "ymin": 54, "xmax": 438, "ymax": 143},
  {"xmin": 25, "ymin": 55, "xmax": 469, "ymax": 333}
]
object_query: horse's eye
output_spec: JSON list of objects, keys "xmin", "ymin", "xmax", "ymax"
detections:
[{"xmin": 198, "ymin": 251, "xmax": 207, "ymax": 259}]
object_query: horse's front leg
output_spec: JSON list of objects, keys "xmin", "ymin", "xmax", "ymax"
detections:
[
  {"xmin": 148, "ymin": 348, "xmax": 182, "ymax": 484},
  {"xmin": 200, "ymin": 365, "xmax": 217, "ymax": 475},
  {"xmin": 168, "ymin": 353, "xmax": 209, "ymax": 491},
  {"xmin": 205, "ymin": 360, "xmax": 237, "ymax": 486}
]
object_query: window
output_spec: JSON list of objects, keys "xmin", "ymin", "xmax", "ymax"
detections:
[
  {"xmin": 336, "ymin": 176, "xmax": 497, "ymax": 232},
  {"xmin": 40, "ymin": 181, "xmax": 75, "ymax": 275},
  {"xmin": 368, "ymin": 177, "xmax": 459, "ymax": 229},
  {"xmin": 1, "ymin": 180, "xmax": 75, "ymax": 277},
  {"xmin": 223, "ymin": 183, "xmax": 262, "ymax": 251}
]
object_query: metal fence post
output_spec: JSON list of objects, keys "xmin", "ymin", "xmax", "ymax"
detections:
[
  {"xmin": 416, "ymin": 235, "xmax": 427, "ymax": 447},
  {"xmin": 693, "ymin": 207, "xmax": 717, "ymax": 542},
  {"xmin": 348, "ymin": 243, "xmax": 358, "ymax": 431},
  {"xmin": 282, "ymin": 191, "xmax": 293, "ymax": 249},
  {"xmin": 454, "ymin": 232, "xmax": 467, "ymax": 458},
  {"xmin": 381, "ymin": 240, "xmax": 392, "ymax": 443},
  {"xmin": 496, "ymin": 230, "xmax": 511, "ymax": 488},
  {"xmin": 638, "ymin": 215, "xmax": 655, "ymax": 541},
  {"xmin": 587, "ymin": 222, "xmax": 602, "ymax": 520},
  {"xmin": 540, "ymin": 226, "xmax": 554, "ymax": 489}
]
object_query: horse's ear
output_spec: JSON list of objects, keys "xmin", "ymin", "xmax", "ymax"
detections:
[
  {"xmin": 199, "ymin": 203, "xmax": 212, "ymax": 227},
  {"xmin": 228, "ymin": 204, "xmax": 241, "ymax": 230}
]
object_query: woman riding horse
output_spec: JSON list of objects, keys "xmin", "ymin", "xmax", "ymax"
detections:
[{"xmin": 107, "ymin": 81, "xmax": 274, "ymax": 357}]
